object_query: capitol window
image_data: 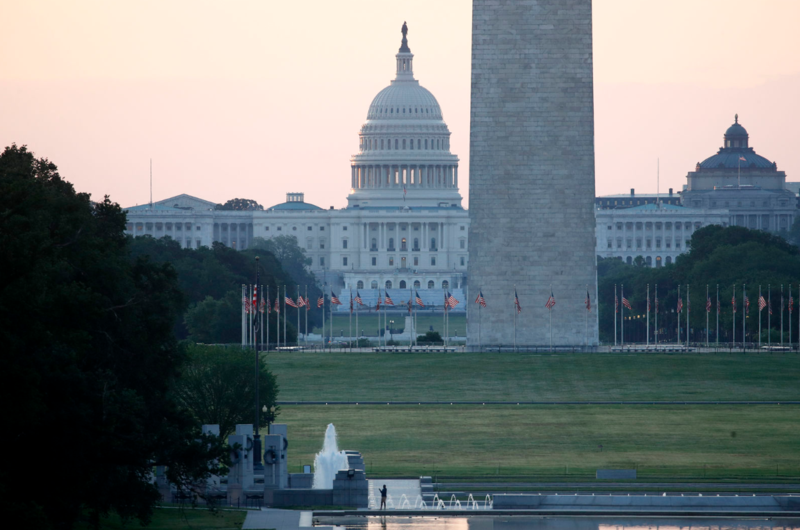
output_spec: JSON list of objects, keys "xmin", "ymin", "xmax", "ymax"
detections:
[
  {"xmin": 395, "ymin": 139, "xmax": 399, "ymax": 149},
  {"xmin": 320, "ymin": 226, "xmax": 325, "ymax": 231},
  {"xmin": 265, "ymin": 226, "xmax": 269, "ymax": 231},
  {"xmin": 428, "ymin": 281, "xmax": 434, "ymax": 289},
  {"xmin": 343, "ymin": 257, "xmax": 348, "ymax": 266},
  {"xmin": 413, "ymin": 257, "xmax": 418, "ymax": 266},
  {"xmin": 400, "ymin": 280, "xmax": 407, "ymax": 289},
  {"xmin": 357, "ymin": 281, "xmax": 364, "ymax": 289},
  {"xmin": 342, "ymin": 239, "xmax": 348, "ymax": 249},
  {"xmin": 372, "ymin": 257, "xmax": 377, "ymax": 266},
  {"xmin": 460, "ymin": 239, "xmax": 465, "ymax": 249},
  {"xmin": 371, "ymin": 281, "xmax": 378, "ymax": 289},
  {"xmin": 307, "ymin": 226, "xmax": 312, "ymax": 231},
  {"xmin": 277, "ymin": 226, "xmax": 282, "ymax": 231},
  {"xmin": 403, "ymin": 139, "xmax": 406, "ymax": 149},
  {"xmin": 389, "ymin": 257, "xmax": 394, "ymax": 266},
  {"xmin": 425, "ymin": 139, "xmax": 428, "ymax": 149},
  {"xmin": 386, "ymin": 281, "xmax": 392, "ymax": 289},
  {"xmin": 607, "ymin": 240, "xmax": 612, "ymax": 249},
  {"xmin": 417, "ymin": 139, "xmax": 421, "ymax": 149},
  {"xmin": 460, "ymin": 257, "xmax": 465, "ymax": 266},
  {"xmin": 442, "ymin": 281, "xmax": 449, "ymax": 289},
  {"xmin": 431, "ymin": 257, "xmax": 436, "ymax": 266},
  {"xmin": 410, "ymin": 138, "xmax": 414, "ymax": 150},
  {"xmin": 320, "ymin": 257, "xmax": 325, "ymax": 266},
  {"xmin": 414, "ymin": 280, "xmax": 421, "ymax": 289}
]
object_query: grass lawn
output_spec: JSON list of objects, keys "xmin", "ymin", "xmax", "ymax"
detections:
[
  {"xmin": 268, "ymin": 352, "xmax": 800, "ymax": 402},
  {"xmin": 80, "ymin": 508, "xmax": 247, "ymax": 530},
  {"xmin": 324, "ymin": 313, "xmax": 466, "ymax": 337},
  {"xmin": 276, "ymin": 405, "xmax": 800, "ymax": 480}
]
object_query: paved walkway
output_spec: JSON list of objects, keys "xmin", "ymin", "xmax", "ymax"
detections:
[
  {"xmin": 369, "ymin": 479, "xmax": 422, "ymax": 509},
  {"xmin": 243, "ymin": 508, "xmax": 336, "ymax": 530}
]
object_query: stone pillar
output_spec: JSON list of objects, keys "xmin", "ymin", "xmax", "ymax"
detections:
[
  {"xmin": 454, "ymin": 166, "xmax": 459, "ymax": 188},
  {"xmin": 468, "ymin": 0, "xmax": 598, "ymax": 347}
]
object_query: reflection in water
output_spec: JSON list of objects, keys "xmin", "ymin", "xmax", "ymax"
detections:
[{"xmin": 327, "ymin": 517, "xmax": 800, "ymax": 530}]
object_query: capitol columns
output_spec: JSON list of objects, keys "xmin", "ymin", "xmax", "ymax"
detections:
[{"xmin": 454, "ymin": 165, "xmax": 458, "ymax": 189}]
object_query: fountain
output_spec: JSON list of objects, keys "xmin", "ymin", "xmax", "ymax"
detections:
[{"xmin": 312, "ymin": 424, "xmax": 349, "ymax": 489}]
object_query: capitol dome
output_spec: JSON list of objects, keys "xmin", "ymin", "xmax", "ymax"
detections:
[
  {"xmin": 346, "ymin": 23, "xmax": 462, "ymax": 209},
  {"xmin": 697, "ymin": 115, "xmax": 776, "ymax": 170}
]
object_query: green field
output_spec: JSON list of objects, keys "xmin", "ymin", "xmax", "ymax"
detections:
[
  {"xmin": 278, "ymin": 405, "xmax": 800, "ymax": 480},
  {"xmin": 269, "ymin": 352, "xmax": 800, "ymax": 402},
  {"xmin": 266, "ymin": 352, "xmax": 800, "ymax": 481},
  {"xmin": 324, "ymin": 313, "xmax": 466, "ymax": 337}
]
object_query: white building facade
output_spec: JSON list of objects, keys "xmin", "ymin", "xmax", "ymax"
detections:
[{"xmin": 125, "ymin": 27, "xmax": 469, "ymax": 305}]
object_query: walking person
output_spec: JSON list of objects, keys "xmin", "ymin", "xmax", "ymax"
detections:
[{"xmin": 380, "ymin": 484, "xmax": 388, "ymax": 510}]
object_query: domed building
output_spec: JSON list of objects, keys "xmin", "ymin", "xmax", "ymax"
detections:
[
  {"xmin": 682, "ymin": 115, "xmax": 794, "ymax": 231},
  {"xmin": 123, "ymin": 24, "xmax": 469, "ymax": 309}
]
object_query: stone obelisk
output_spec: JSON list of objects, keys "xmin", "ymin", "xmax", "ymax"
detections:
[{"xmin": 467, "ymin": 0, "xmax": 598, "ymax": 348}]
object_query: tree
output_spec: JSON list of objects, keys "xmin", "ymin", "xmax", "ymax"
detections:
[
  {"xmin": 0, "ymin": 145, "xmax": 226, "ymax": 529},
  {"xmin": 215, "ymin": 198, "xmax": 263, "ymax": 211},
  {"xmin": 185, "ymin": 291, "xmax": 297, "ymax": 344},
  {"xmin": 416, "ymin": 331, "xmax": 443, "ymax": 344},
  {"xmin": 172, "ymin": 344, "xmax": 280, "ymax": 438}
]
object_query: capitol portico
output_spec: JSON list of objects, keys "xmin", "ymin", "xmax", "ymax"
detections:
[{"xmin": 124, "ymin": 25, "xmax": 469, "ymax": 307}]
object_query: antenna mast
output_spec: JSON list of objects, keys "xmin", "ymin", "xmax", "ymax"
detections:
[
  {"xmin": 657, "ymin": 157, "xmax": 660, "ymax": 208},
  {"xmin": 149, "ymin": 159, "xmax": 153, "ymax": 209}
]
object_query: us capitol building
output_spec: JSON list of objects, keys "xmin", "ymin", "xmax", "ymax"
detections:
[{"xmin": 125, "ymin": 27, "xmax": 469, "ymax": 303}]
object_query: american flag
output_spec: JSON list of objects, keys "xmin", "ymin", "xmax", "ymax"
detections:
[
  {"xmin": 416, "ymin": 290, "xmax": 425, "ymax": 307},
  {"xmin": 274, "ymin": 297, "xmax": 280, "ymax": 313},
  {"xmin": 304, "ymin": 296, "xmax": 311, "ymax": 311},
  {"xmin": 655, "ymin": 295, "xmax": 659, "ymax": 313},
  {"xmin": 384, "ymin": 292, "xmax": 394, "ymax": 306},
  {"xmin": 475, "ymin": 290, "xmax": 486, "ymax": 308},
  {"xmin": 407, "ymin": 295, "xmax": 413, "ymax": 314},
  {"xmin": 252, "ymin": 285, "xmax": 258, "ymax": 311},
  {"xmin": 621, "ymin": 296, "xmax": 631, "ymax": 310},
  {"xmin": 758, "ymin": 295, "xmax": 766, "ymax": 311},
  {"xmin": 266, "ymin": 293, "xmax": 271, "ymax": 314},
  {"xmin": 677, "ymin": 297, "xmax": 683, "ymax": 313},
  {"xmin": 647, "ymin": 294, "xmax": 650, "ymax": 312},
  {"xmin": 706, "ymin": 296, "xmax": 712, "ymax": 313},
  {"xmin": 514, "ymin": 290, "xmax": 522, "ymax": 314},
  {"xmin": 446, "ymin": 291, "xmax": 459, "ymax": 309},
  {"xmin": 732, "ymin": 293, "xmax": 736, "ymax": 313},
  {"xmin": 259, "ymin": 293, "xmax": 266, "ymax": 314},
  {"xmin": 768, "ymin": 299, "xmax": 773, "ymax": 316},
  {"xmin": 354, "ymin": 291, "xmax": 364, "ymax": 306},
  {"xmin": 243, "ymin": 292, "xmax": 251, "ymax": 314},
  {"xmin": 317, "ymin": 295, "xmax": 324, "ymax": 308},
  {"xmin": 376, "ymin": 290, "xmax": 381, "ymax": 310},
  {"xmin": 790, "ymin": 294, "xmax": 794, "ymax": 314},
  {"xmin": 745, "ymin": 295, "xmax": 750, "ymax": 311},
  {"xmin": 286, "ymin": 295, "xmax": 298, "ymax": 308},
  {"xmin": 586, "ymin": 290, "xmax": 591, "ymax": 312},
  {"xmin": 545, "ymin": 291, "xmax": 556, "ymax": 310},
  {"xmin": 615, "ymin": 292, "xmax": 619, "ymax": 313},
  {"xmin": 739, "ymin": 156, "xmax": 747, "ymax": 162},
  {"xmin": 297, "ymin": 294, "xmax": 306, "ymax": 307},
  {"xmin": 330, "ymin": 290, "xmax": 342, "ymax": 305}
]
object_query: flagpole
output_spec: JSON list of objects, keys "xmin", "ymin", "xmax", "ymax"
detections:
[
  {"xmin": 321, "ymin": 284, "xmax": 326, "ymax": 353},
  {"xmin": 686, "ymin": 284, "xmax": 690, "ymax": 349},
  {"xmin": 242, "ymin": 284, "xmax": 246, "ymax": 349},
  {"xmin": 349, "ymin": 287, "xmax": 352, "ymax": 353},
  {"xmin": 266, "ymin": 287, "xmax": 270, "ymax": 352},
  {"xmin": 585, "ymin": 284, "xmax": 589, "ymax": 349},
  {"xmin": 248, "ymin": 284, "xmax": 253, "ymax": 349},
  {"xmin": 716, "ymin": 284, "xmax": 719, "ymax": 350},
  {"xmin": 356, "ymin": 288, "xmax": 359, "ymax": 349},
  {"xmin": 614, "ymin": 283, "xmax": 619, "ymax": 346},
  {"xmin": 549, "ymin": 284, "xmax": 553, "ymax": 353},
  {"xmin": 479, "ymin": 287, "xmax": 482, "ymax": 352},
  {"xmin": 330, "ymin": 288, "xmax": 334, "ymax": 352},
  {"xmin": 759, "ymin": 285, "xmax": 765, "ymax": 348},
  {"xmin": 297, "ymin": 285, "xmax": 301, "ymax": 348},
  {"xmin": 621, "ymin": 284, "xmax": 624, "ymax": 350},
  {"xmin": 780, "ymin": 284, "xmax": 784, "ymax": 347},
  {"xmin": 260, "ymin": 284, "xmax": 264, "ymax": 353},
  {"xmin": 677, "ymin": 284, "xmax": 681, "ymax": 347},
  {"xmin": 305, "ymin": 285, "xmax": 308, "ymax": 349},
  {"xmin": 646, "ymin": 284, "xmax": 650, "ymax": 347},
  {"xmin": 513, "ymin": 286, "xmax": 517, "ymax": 352},
  {"xmin": 706, "ymin": 284, "xmax": 709, "ymax": 348},
  {"xmin": 740, "ymin": 285, "xmax": 745, "ymax": 349},
  {"xmin": 768, "ymin": 285, "xmax": 772, "ymax": 348},
  {"xmin": 283, "ymin": 285, "xmax": 287, "ymax": 351},
  {"xmin": 732, "ymin": 284, "xmax": 736, "ymax": 350},
  {"xmin": 655, "ymin": 284, "xmax": 658, "ymax": 347}
]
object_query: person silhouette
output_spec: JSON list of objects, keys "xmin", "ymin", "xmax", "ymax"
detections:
[{"xmin": 380, "ymin": 484, "xmax": 388, "ymax": 509}]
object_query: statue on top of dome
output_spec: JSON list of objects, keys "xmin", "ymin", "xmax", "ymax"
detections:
[{"xmin": 399, "ymin": 21, "xmax": 410, "ymax": 52}]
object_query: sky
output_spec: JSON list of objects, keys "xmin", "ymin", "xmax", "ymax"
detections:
[{"xmin": 1, "ymin": 0, "xmax": 799, "ymax": 209}]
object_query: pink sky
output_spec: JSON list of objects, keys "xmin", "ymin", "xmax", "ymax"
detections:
[{"xmin": 1, "ymin": 1, "xmax": 798, "ymax": 209}]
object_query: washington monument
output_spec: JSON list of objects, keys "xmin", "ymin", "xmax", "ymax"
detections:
[{"xmin": 467, "ymin": 0, "xmax": 599, "ymax": 347}]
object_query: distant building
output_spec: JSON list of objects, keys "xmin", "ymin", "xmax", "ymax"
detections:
[
  {"xmin": 125, "ymin": 28, "xmax": 468, "ymax": 308},
  {"xmin": 595, "ymin": 115, "xmax": 795, "ymax": 265},
  {"xmin": 596, "ymin": 204, "xmax": 730, "ymax": 267},
  {"xmin": 682, "ymin": 115, "xmax": 795, "ymax": 231}
]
